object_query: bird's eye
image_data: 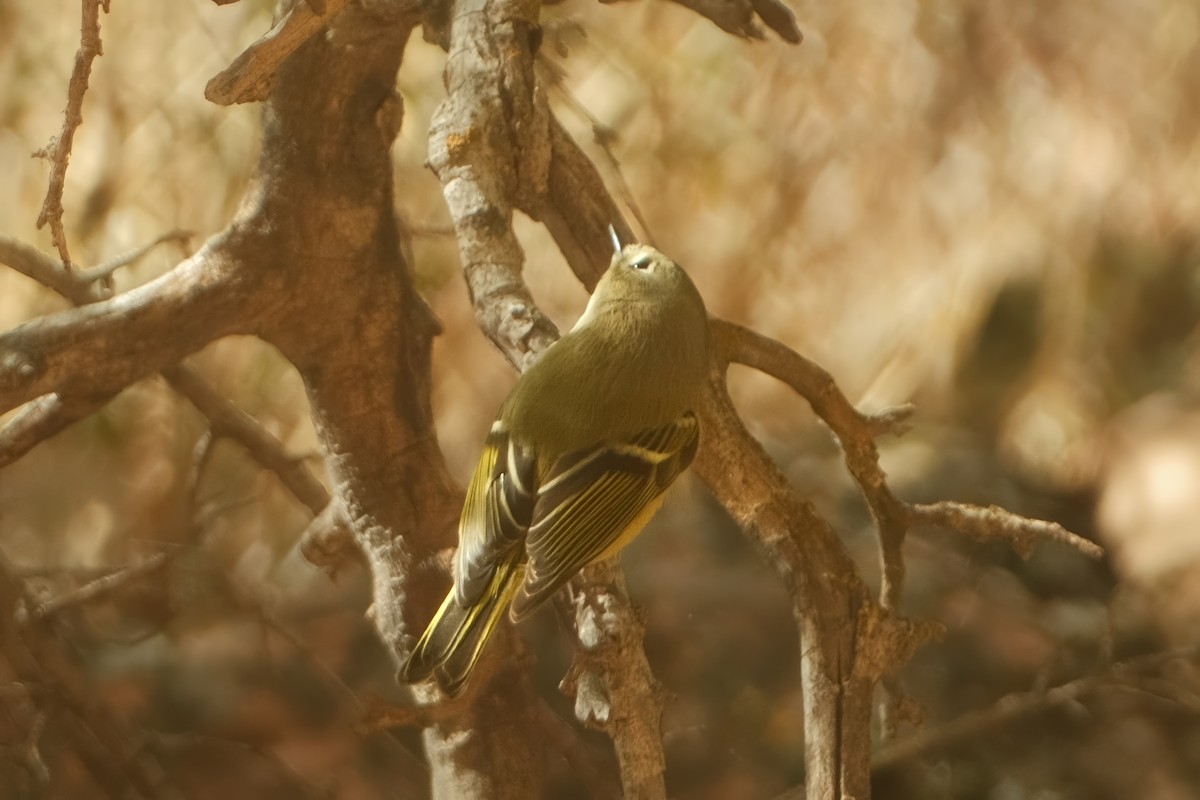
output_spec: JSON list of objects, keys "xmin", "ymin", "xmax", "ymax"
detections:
[{"xmin": 629, "ymin": 255, "xmax": 654, "ymax": 271}]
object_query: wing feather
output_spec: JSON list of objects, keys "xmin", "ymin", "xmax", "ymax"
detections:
[
  {"xmin": 455, "ymin": 423, "xmax": 536, "ymax": 604},
  {"xmin": 455, "ymin": 413, "xmax": 699, "ymax": 619},
  {"xmin": 512, "ymin": 413, "xmax": 699, "ymax": 620}
]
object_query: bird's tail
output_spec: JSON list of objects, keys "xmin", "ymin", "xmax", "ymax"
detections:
[{"xmin": 399, "ymin": 553, "xmax": 523, "ymax": 697}]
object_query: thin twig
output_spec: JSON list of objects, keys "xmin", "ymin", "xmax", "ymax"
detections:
[
  {"xmin": 163, "ymin": 365, "xmax": 331, "ymax": 514},
  {"xmin": 872, "ymin": 645, "xmax": 1200, "ymax": 770},
  {"xmin": 32, "ymin": 0, "xmax": 111, "ymax": 269},
  {"xmin": 911, "ymin": 501, "xmax": 1104, "ymax": 560},
  {"xmin": 0, "ymin": 230, "xmax": 190, "ymax": 305},
  {"xmin": 0, "ymin": 233, "xmax": 108, "ymax": 304},
  {"xmin": 87, "ymin": 229, "xmax": 193, "ymax": 282},
  {"xmin": 0, "ymin": 552, "xmax": 182, "ymax": 799},
  {"xmin": 359, "ymin": 695, "xmax": 468, "ymax": 731},
  {"xmin": 16, "ymin": 554, "xmax": 171, "ymax": 624},
  {"xmin": 540, "ymin": 67, "xmax": 657, "ymax": 246}
]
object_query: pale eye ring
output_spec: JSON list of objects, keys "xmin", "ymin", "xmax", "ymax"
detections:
[{"xmin": 630, "ymin": 255, "xmax": 654, "ymax": 270}]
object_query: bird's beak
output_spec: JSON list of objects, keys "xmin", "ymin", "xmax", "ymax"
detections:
[{"xmin": 607, "ymin": 225, "xmax": 623, "ymax": 255}]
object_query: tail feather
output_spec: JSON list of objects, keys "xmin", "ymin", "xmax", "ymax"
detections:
[{"xmin": 399, "ymin": 555, "xmax": 523, "ymax": 697}]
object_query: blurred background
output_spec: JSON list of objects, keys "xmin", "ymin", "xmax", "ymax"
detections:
[{"xmin": 2, "ymin": 0, "xmax": 1200, "ymax": 797}]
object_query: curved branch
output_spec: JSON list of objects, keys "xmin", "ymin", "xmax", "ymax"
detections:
[
  {"xmin": 0, "ymin": 233, "xmax": 260, "ymax": 414},
  {"xmin": 0, "ymin": 392, "xmax": 110, "ymax": 469},
  {"xmin": 713, "ymin": 319, "xmax": 914, "ymax": 609},
  {"xmin": 696, "ymin": 359, "xmax": 879, "ymax": 799}
]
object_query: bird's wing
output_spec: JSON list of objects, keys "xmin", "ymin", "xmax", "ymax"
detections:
[
  {"xmin": 511, "ymin": 412, "xmax": 699, "ymax": 621},
  {"xmin": 454, "ymin": 422, "xmax": 538, "ymax": 605}
]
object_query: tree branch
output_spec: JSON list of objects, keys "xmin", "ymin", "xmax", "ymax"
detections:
[
  {"xmin": 0, "ymin": 552, "xmax": 181, "ymax": 799},
  {"xmin": 0, "ymin": 234, "xmax": 108, "ymax": 304},
  {"xmin": 205, "ymin": 0, "xmax": 355, "ymax": 105},
  {"xmin": 910, "ymin": 501, "xmax": 1104, "ymax": 559},
  {"xmin": 428, "ymin": 0, "xmax": 560, "ymax": 370},
  {"xmin": 0, "ymin": 391, "xmax": 110, "ymax": 469},
  {"xmin": 539, "ymin": 117, "xmax": 635, "ymax": 289},
  {"xmin": 298, "ymin": 495, "xmax": 358, "ymax": 574},
  {"xmin": 664, "ymin": 0, "xmax": 801, "ymax": 43},
  {"xmin": 32, "ymin": 0, "xmax": 111, "ymax": 268},
  {"xmin": 0, "ymin": 237, "xmax": 334, "ymax": 564},
  {"xmin": 872, "ymin": 645, "xmax": 1200, "ymax": 771},
  {"xmin": 0, "ymin": 233, "xmax": 262, "ymax": 415},
  {"xmin": 162, "ymin": 364, "xmax": 330, "ymax": 515},
  {"xmin": 713, "ymin": 319, "xmax": 915, "ymax": 610},
  {"xmin": 562, "ymin": 561, "xmax": 667, "ymax": 800},
  {"xmin": 15, "ymin": 553, "xmax": 170, "ymax": 624},
  {"xmin": 697, "ymin": 354, "xmax": 880, "ymax": 798}
]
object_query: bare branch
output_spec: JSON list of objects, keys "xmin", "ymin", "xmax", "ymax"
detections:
[
  {"xmin": 0, "ymin": 552, "xmax": 181, "ymax": 799},
  {"xmin": 540, "ymin": 69, "xmax": 658, "ymax": 247},
  {"xmin": 360, "ymin": 694, "xmax": 470, "ymax": 731},
  {"xmin": 667, "ymin": 0, "xmax": 764, "ymax": 39},
  {"xmin": 0, "ymin": 237, "xmax": 336, "ymax": 561},
  {"xmin": 429, "ymin": 0, "xmax": 559, "ymax": 370},
  {"xmin": 541, "ymin": 118, "xmax": 635, "ymax": 290},
  {"xmin": 0, "ymin": 235, "xmax": 256, "ymax": 415},
  {"xmin": 873, "ymin": 645, "xmax": 1200, "ymax": 771},
  {"xmin": 87, "ymin": 229, "xmax": 193, "ymax": 283},
  {"xmin": 714, "ymin": 319, "xmax": 912, "ymax": 609},
  {"xmin": 31, "ymin": 0, "xmax": 111, "ymax": 268},
  {"xmin": 163, "ymin": 364, "xmax": 331, "ymax": 514},
  {"xmin": 695, "ymin": 362, "xmax": 877, "ymax": 799},
  {"xmin": 864, "ymin": 403, "xmax": 916, "ymax": 437},
  {"xmin": 910, "ymin": 501, "xmax": 1104, "ymax": 560},
  {"xmin": 748, "ymin": 0, "xmax": 802, "ymax": 43},
  {"xmin": 16, "ymin": 554, "xmax": 170, "ymax": 624},
  {"xmin": 0, "ymin": 233, "xmax": 109, "ymax": 304},
  {"xmin": 0, "ymin": 391, "xmax": 109, "ymax": 469},
  {"xmin": 563, "ymin": 561, "xmax": 667, "ymax": 800},
  {"xmin": 205, "ymin": 0, "xmax": 355, "ymax": 105},
  {"xmin": 664, "ymin": 0, "xmax": 801, "ymax": 43}
]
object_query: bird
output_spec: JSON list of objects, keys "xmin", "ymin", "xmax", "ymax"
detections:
[{"xmin": 399, "ymin": 234, "xmax": 710, "ymax": 697}]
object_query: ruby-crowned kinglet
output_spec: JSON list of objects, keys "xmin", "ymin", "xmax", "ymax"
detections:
[{"xmin": 400, "ymin": 240, "xmax": 710, "ymax": 696}]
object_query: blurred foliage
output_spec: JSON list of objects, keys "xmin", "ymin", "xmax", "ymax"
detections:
[{"xmin": 2, "ymin": 0, "xmax": 1200, "ymax": 797}]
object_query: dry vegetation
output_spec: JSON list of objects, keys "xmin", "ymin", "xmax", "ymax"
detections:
[{"xmin": 1, "ymin": 0, "xmax": 1199, "ymax": 798}]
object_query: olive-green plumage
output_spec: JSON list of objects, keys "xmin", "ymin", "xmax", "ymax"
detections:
[{"xmin": 399, "ymin": 244, "xmax": 710, "ymax": 697}]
